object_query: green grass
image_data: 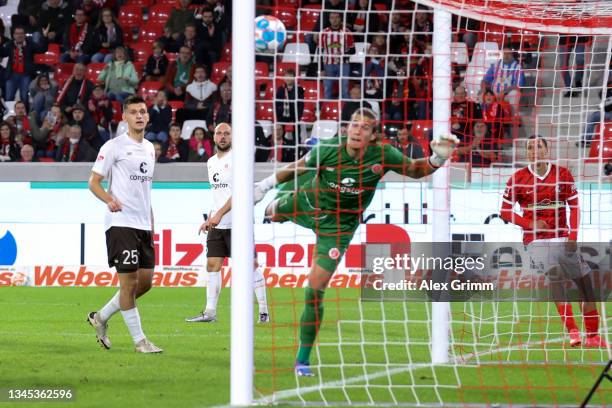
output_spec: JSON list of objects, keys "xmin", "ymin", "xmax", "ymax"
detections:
[{"xmin": 0, "ymin": 287, "xmax": 610, "ymax": 407}]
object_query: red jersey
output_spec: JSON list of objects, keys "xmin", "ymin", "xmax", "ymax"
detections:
[
  {"xmin": 320, "ymin": 27, "xmax": 355, "ymax": 65},
  {"xmin": 500, "ymin": 163, "xmax": 579, "ymax": 245}
]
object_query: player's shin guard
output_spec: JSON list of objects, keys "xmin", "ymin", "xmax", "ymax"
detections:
[
  {"xmin": 296, "ymin": 287, "xmax": 325, "ymax": 365},
  {"xmin": 98, "ymin": 291, "xmax": 121, "ymax": 323},
  {"xmin": 583, "ymin": 308, "xmax": 599, "ymax": 337},
  {"xmin": 254, "ymin": 266, "xmax": 268, "ymax": 314},
  {"xmin": 556, "ymin": 303, "xmax": 578, "ymax": 332}
]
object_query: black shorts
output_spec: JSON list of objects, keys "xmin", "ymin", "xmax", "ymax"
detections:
[
  {"xmin": 206, "ymin": 228, "xmax": 231, "ymax": 258},
  {"xmin": 105, "ymin": 226, "xmax": 155, "ymax": 272}
]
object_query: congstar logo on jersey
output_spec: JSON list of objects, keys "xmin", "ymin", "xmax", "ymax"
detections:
[
  {"xmin": 211, "ymin": 172, "xmax": 228, "ymax": 189},
  {"xmin": 129, "ymin": 161, "xmax": 153, "ymax": 182},
  {"xmin": 327, "ymin": 177, "xmax": 363, "ymax": 195}
]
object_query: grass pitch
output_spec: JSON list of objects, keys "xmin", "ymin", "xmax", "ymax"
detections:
[{"xmin": 0, "ymin": 287, "xmax": 610, "ymax": 407}]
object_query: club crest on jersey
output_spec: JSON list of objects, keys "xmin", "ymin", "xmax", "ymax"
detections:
[
  {"xmin": 97, "ymin": 155, "xmax": 104, "ymax": 161},
  {"xmin": 371, "ymin": 163, "xmax": 383, "ymax": 175},
  {"xmin": 328, "ymin": 247, "xmax": 340, "ymax": 260}
]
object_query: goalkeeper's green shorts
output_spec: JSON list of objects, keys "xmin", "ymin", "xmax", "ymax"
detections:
[{"xmin": 274, "ymin": 189, "xmax": 359, "ymax": 273}]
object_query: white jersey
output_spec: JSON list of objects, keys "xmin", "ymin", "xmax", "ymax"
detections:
[
  {"xmin": 207, "ymin": 150, "xmax": 232, "ymax": 229},
  {"xmin": 92, "ymin": 133, "xmax": 156, "ymax": 231}
]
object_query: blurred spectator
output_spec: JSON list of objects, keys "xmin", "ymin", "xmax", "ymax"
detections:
[
  {"xmin": 393, "ymin": 123, "xmax": 425, "ymax": 159},
  {"xmin": 178, "ymin": 65, "xmax": 217, "ymax": 123},
  {"xmin": 206, "ymin": 82, "xmax": 231, "ymax": 132},
  {"xmin": 0, "ymin": 122, "xmax": 20, "ymax": 162},
  {"xmin": 310, "ymin": 0, "xmax": 346, "ymax": 54},
  {"xmin": 144, "ymin": 41, "xmax": 169, "ymax": 82},
  {"xmin": 164, "ymin": 46, "xmax": 196, "ymax": 100},
  {"xmin": 55, "ymin": 124, "xmax": 96, "ymax": 162},
  {"xmin": 146, "ymin": 91, "xmax": 172, "ymax": 144},
  {"xmin": 57, "ymin": 63, "xmax": 94, "ymax": 115},
  {"xmin": 98, "ymin": 46, "xmax": 139, "ymax": 103},
  {"xmin": 29, "ymin": 74, "xmax": 58, "ymax": 121},
  {"xmin": 30, "ymin": 103, "xmax": 68, "ymax": 158},
  {"xmin": 0, "ymin": 20, "xmax": 8, "ymax": 97},
  {"xmin": 5, "ymin": 101, "xmax": 31, "ymax": 138},
  {"xmin": 176, "ymin": 24, "xmax": 210, "ymax": 66},
  {"xmin": 316, "ymin": 12, "xmax": 355, "ymax": 100},
  {"xmin": 275, "ymin": 68, "xmax": 304, "ymax": 126},
  {"xmin": 157, "ymin": 26, "xmax": 180, "ymax": 55},
  {"xmin": 87, "ymin": 84, "xmax": 113, "ymax": 142},
  {"xmin": 347, "ymin": 0, "xmax": 380, "ymax": 43},
  {"xmin": 187, "ymin": 126, "xmax": 214, "ymax": 162},
  {"xmin": 254, "ymin": 123, "xmax": 271, "ymax": 162},
  {"xmin": 365, "ymin": 34, "xmax": 387, "ymax": 77},
  {"xmin": 80, "ymin": 0, "xmax": 119, "ymax": 28},
  {"xmin": 34, "ymin": 0, "xmax": 73, "ymax": 45},
  {"xmin": 14, "ymin": 1, "xmax": 44, "ymax": 34},
  {"xmin": 342, "ymin": 84, "xmax": 364, "ymax": 123},
  {"xmin": 19, "ymin": 144, "xmax": 37, "ymax": 162},
  {"xmin": 166, "ymin": 0, "xmax": 197, "ymax": 42},
  {"xmin": 384, "ymin": 83, "xmax": 405, "ymax": 122},
  {"xmin": 153, "ymin": 141, "xmax": 171, "ymax": 163},
  {"xmin": 451, "ymin": 84, "xmax": 481, "ymax": 139},
  {"xmin": 411, "ymin": 9, "xmax": 433, "ymax": 53},
  {"xmin": 60, "ymin": 8, "xmax": 96, "ymax": 64},
  {"xmin": 0, "ymin": 26, "xmax": 49, "ymax": 106},
  {"xmin": 455, "ymin": 121, "xmax": 498, "ymax": 167},
  {"xmin": 480, "ymin": 89, "xmax": 509, "ymax": 141},
  {"xmin": 406, "ymin": 65, "xmax": 430, "ymax": 120},
  {"xmin": 582, "ymin": 80, "xmax": 612, "ymax": 143},
  {"xmin": 481, "ymin": 45, "xmax": 524, "ymax": 116},
  {"xmin": 203, "ymin": 0, "xmax": 228, "ymax": 31},
  {"xmin": 91, "ymin": 8, "xmax": 123, "ymax": 64},
  {"xmin": 388, "ymin": 13, "xmax": 409, "ymax": 56},
  {"xmin": 271, "ymin": 124, "xmax": 297, "ymax": 163},
  {"xmin": 560, "ymin": 35, "xmax": 589, "ymax": 97},
  {"xmin": 196, "ymin": 8, "xmax": 224, "ymax": 63},
  {"xmin": 69, "ymin": 103, "xmax": 102, "ymax": 151},
  {"xmin": 163, "ymin": 123, "xmax": 189, "ymax": 162}
]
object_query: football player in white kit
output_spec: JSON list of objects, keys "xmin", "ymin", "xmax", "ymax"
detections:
[
  {"xmin": 86, "ymin": 95, "xmax": 163, "ymax": 353},
  {"xmin": 186, "ymin": 122, "xmax": 269, "ymax": 323}
]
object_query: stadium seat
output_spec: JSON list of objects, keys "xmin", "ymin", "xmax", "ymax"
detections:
[
  {"xmin": 139, "ymin": 81, "xmax": 163, "ymax": 104},
  {"xmin": 300, "ymin": 102, "xmax": 316, "ymax": 123},
  {"xmin": 2, "ymin": 101, "xmax": 15, "ymax": 120},
  {"xmin": 320, "ymin": 101, "xmax": 340, "ymax": 120},
  {"xmin": 34, "ymin": 43, "xmax": 60, "ymax": 66},
  {"xmin": 148, "ymin": 4, "xmax": 173, "ymax": 25},
  {"xmin": 181, "ymin": 120, "xmax": 207, "ymax": 140},
  {"xmin": 465, "ymin": 42, "xmax": 501, "ymax": 101},
  {"xmin": 131, "ymin": 42, "xmax": 153, "ymax": 63},
  {"xmin": 273, "ymin": 6, "xmax": 297, "ymax": 30},
  {"xmin": 588, "ymin": 139, "xmax": 612, "ymax": 162},
  {"xmin": 275, "ymin": 0, "xmax": 299, "ymax": 7},
  {"xmin": 210, "ymin": 61, "xmax": 231, "ymax": 85},
  {"xmin": 311, "ymin": 120, "xmax": 338, "ymax": 140},
  {"xmin": 256, "ymin": 102, "xmax": 275, "ymax": 121},
  {"xmin": 275, "ymin": 62, "xmax": 298, "ymax": 78},
  {"xmin": 86, "ymin": 63, "xmax": 106, "ymax": 83},
  {"xmin": 54, "ymin": 63, "xmax": 75, "ymax": 86},
  {"xmin": 299, "ymin": 80, "xmax": 319, "ymax": 100},
  {"xmin": 282, "ymin": 42, "xmax": 311, "ymax": 65},
  {"xmin": 258, "ymin": 119, "xmax": 274, "ymax": 139},
  {"xmin": 118, "ymin": 5, "xmax": 144, "ymax": 29},
  {"xmin": 126, "ymin": 0, "xmax": 153, "ymax": 7},
  {"xmin": 257, "ymin": 79, "xmax": 274, "ymax": 100},
  {"xmin": 373, "ymin": 3, "xmax": 389, "ymax": 25},
  {"xmin": 349, "ymin": 42, "xmax": 368, "ymax": 64},
  {"xmin": 411, "ymin": 120, "xmax": 433, "ymax": 156},
  {"xmin": 111, "ymin": 101, "xmax": 123, "ymax": 124},
  {"xmin": 299, "ymin": 8, "xmax": 321, "ymax": 32},
  {"xmin": 451, "ymin": 42, "xmax": 469, "ymax": 65},
  {"xmin": 254, "ymin": 62, "xmax": 270, "ymax": 80},
  {"xmin": 140, "ymin": 22, "xmax": 165, "ymax": 43},
  {"xmin": 155, "ymin": 0, "xmax": 177, "ymax": 5}
]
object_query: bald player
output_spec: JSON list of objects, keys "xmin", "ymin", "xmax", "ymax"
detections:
[{"xmin": 186, "ymin": 123, "xmax": 269, "ymax": 323}]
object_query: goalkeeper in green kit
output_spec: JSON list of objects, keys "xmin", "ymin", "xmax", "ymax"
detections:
[{"xmin": 253, "ymin": 108, "xmax": 458, "ymax": 377}]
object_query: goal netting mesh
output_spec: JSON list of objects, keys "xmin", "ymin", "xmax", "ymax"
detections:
[{"xmin": 251, "ymin": 0, "xmax": 611, "ymax": 406}]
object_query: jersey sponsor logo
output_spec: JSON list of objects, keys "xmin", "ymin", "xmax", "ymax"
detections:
[
  {"xmin": 525, "ymin": 199, "xmax": 563, "ymax": 210},
  {"xmin": 211, "ymin": 172, "xmax": 228, "ymax": 189},
  {"xmin": 341, "ymin": 177, "xmax": 355, "ymax": 187},
  {"xmin": 327, "ymin": 177, "xmax": 363, "ymax": 195},
  {"xmin": 140, "ymin": 162, "xmax": 148, "ymax": 174},
  {"xmin": 212, "ymin": 172, "xmax": 220, "ymax": 182},
  {"xmin": 371, "ymin": 163, "xmax": 383, "ymax": 175},
  {"xmin": 328, "ymin": 247, "xmax": 340, "ymax": 260}
]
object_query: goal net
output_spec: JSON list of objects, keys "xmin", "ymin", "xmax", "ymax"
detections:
[{"xmin": 250, "ymin": 0, "xmax": 611, "ymax": 406}]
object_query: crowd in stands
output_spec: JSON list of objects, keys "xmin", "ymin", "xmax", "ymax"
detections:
[{"xmin": 0, "ymin": 0, "xmax": 604, "ymax": 166}]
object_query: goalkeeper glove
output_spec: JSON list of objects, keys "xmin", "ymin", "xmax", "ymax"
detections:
[
  {"xmin": 429, "ymin": 133, "xmax": 460, "ymax": 168},
  {"xmin": 254, "ymin": 174, "xmax": 276, "ymax": 204}
]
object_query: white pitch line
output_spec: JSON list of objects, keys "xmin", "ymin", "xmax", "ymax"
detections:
[{"xmin": 253, "ymin": 336, "xmax": 567, "ymax": 406}]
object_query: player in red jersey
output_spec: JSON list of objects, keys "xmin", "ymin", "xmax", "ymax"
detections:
[{"xmin": 500, "ymin": 135, "xmax": 607, "ymax": 348}]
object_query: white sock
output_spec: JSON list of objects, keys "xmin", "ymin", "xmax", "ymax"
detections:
[
  {"xmin": 205, "ymin": 271, "xmax": 221, "ymax": 314},
  {"xmin": 98, "ymin": 291, "xmax": 121, "ymax": 323},
  {"xmin": 254, "ymin": 266, "xmax": 268, "ymax": 314},
  {"xmin": 121, "ymin": 307, "xmax": 146, "ymax": 344}
]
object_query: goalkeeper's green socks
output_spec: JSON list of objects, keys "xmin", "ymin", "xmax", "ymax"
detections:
[{"xmin": 296, "ymin": 287, "xmax": 325, "ymax": 364}]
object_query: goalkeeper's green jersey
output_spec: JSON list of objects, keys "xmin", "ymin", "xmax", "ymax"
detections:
[{"xmin": 280, "ymin": 136, "xmax": 413, "ymax": 216}]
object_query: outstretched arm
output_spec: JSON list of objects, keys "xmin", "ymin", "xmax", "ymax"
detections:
[
  {"xmin": 392, "ymin": 134, "xmax": 460, "ymax": 179},
  {"xmin": 254, "ymin": 157, "xmax": 309, "ymax": 203}
]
